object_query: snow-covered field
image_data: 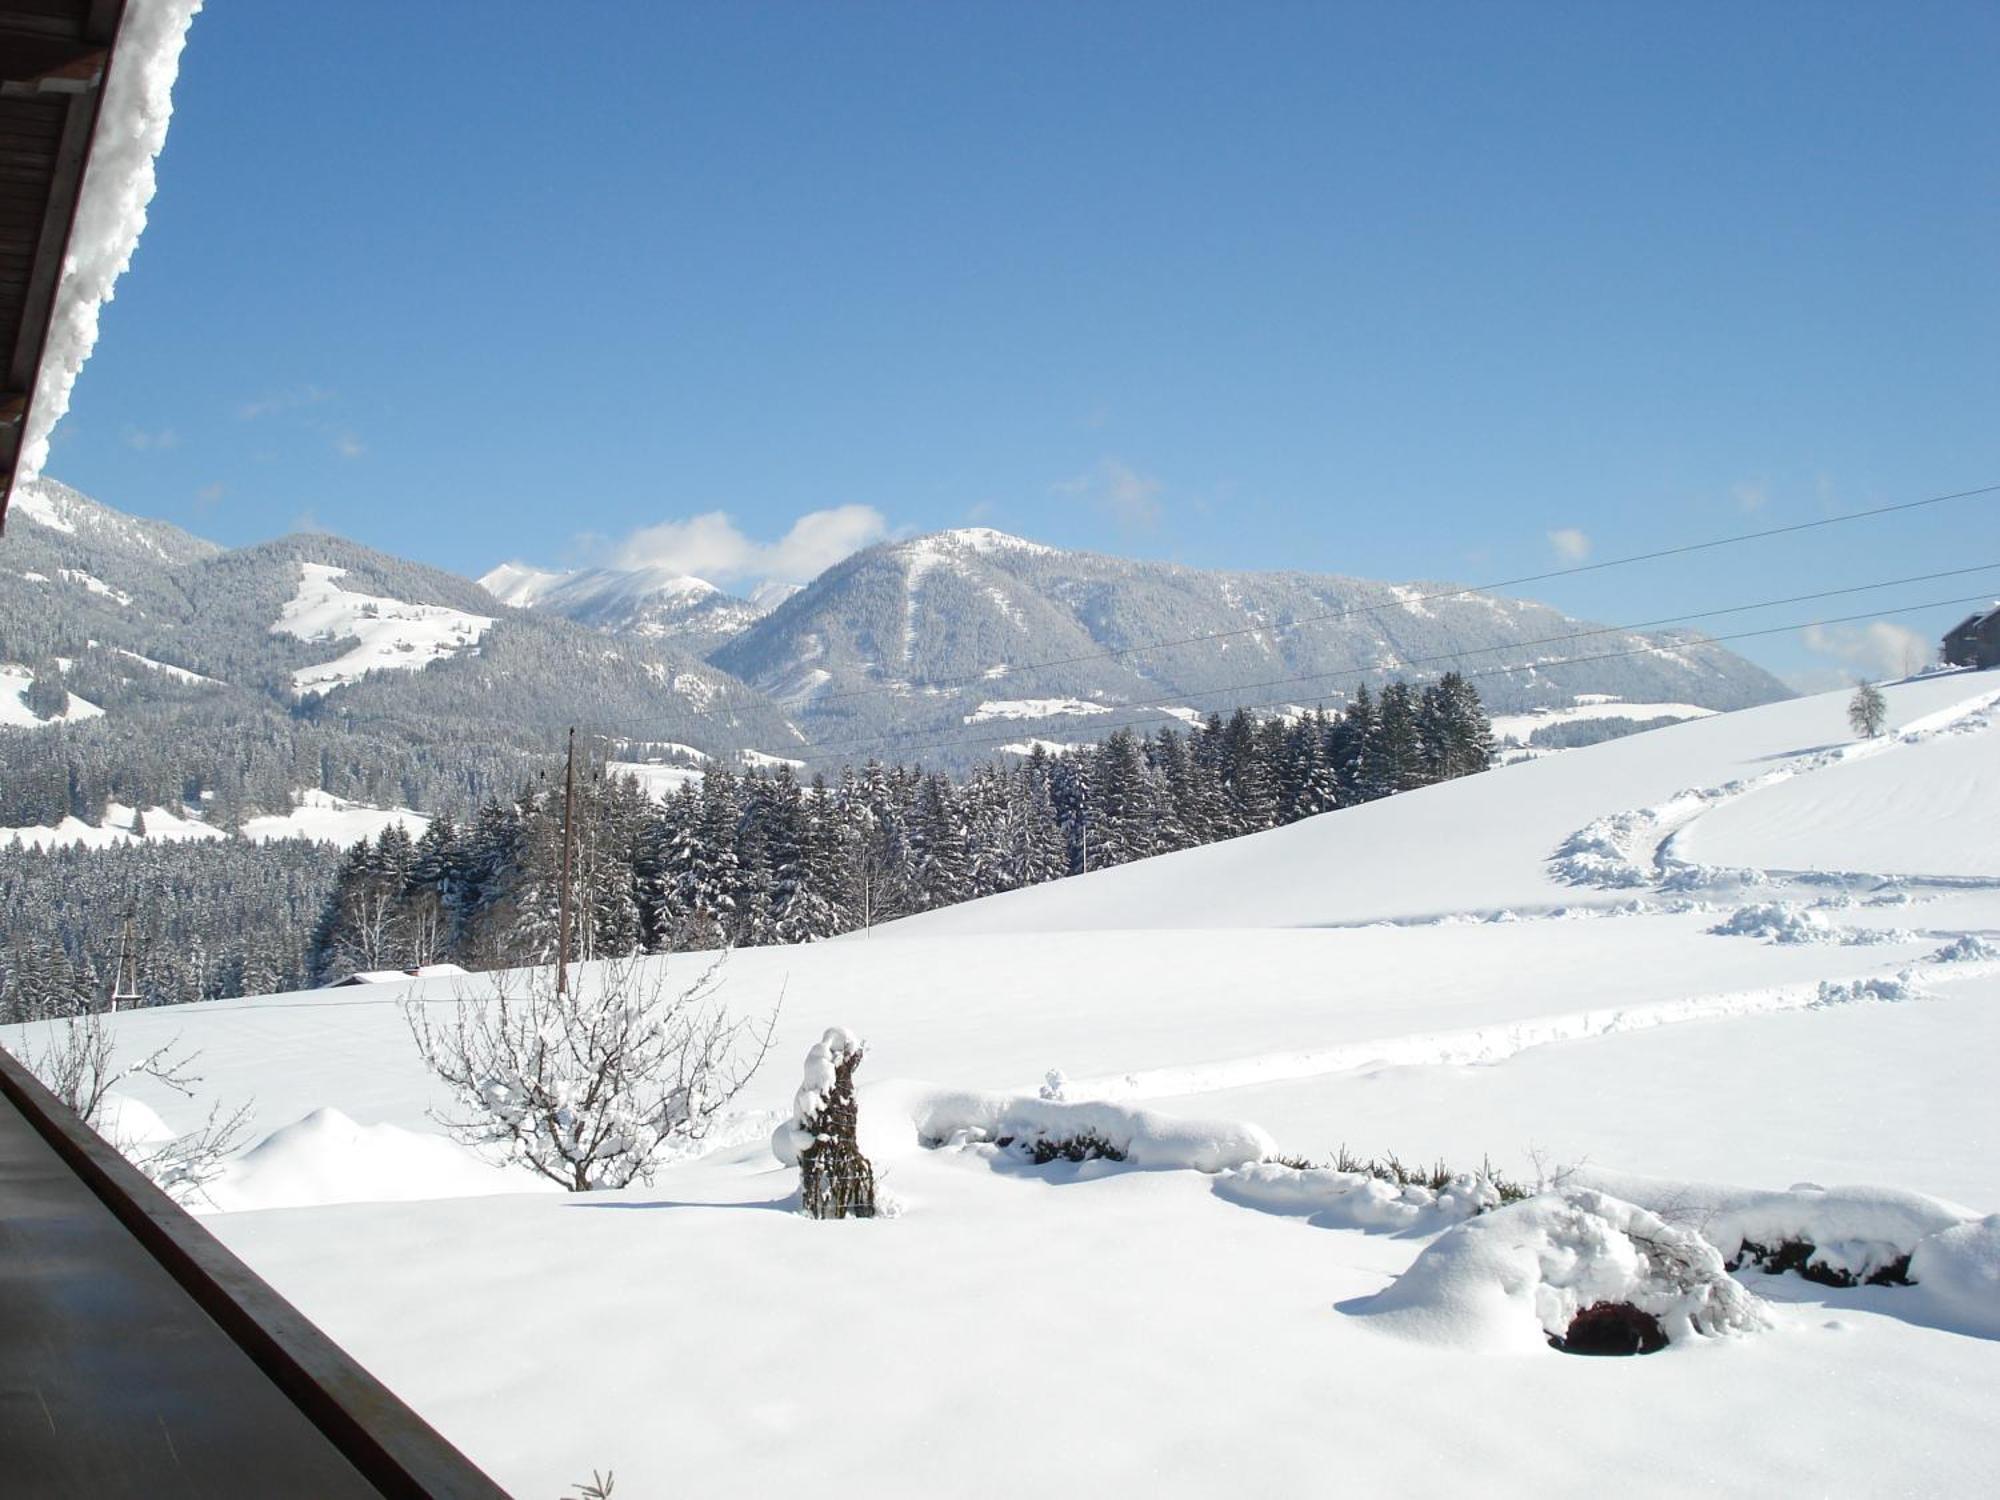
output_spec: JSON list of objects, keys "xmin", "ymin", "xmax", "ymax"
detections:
[
  {"xmin": 10, "ymin": 670, "xmax": 2000, "ymax": 1497},
  {"xmin": 0, "ymin": 663, "xmax": 103, "ymax": 727},
  {"xmin": 3, "ymin": 787, "xmax": 423, "ymax": 851},
  {"xmin": 274, "ymin": 561, "xmax": 494, "ymax": 696},
  {"xmin": 965, "ymin": 696, "xmax": 1113, "ymax": 723},
  {"xmin": 1488, "ymin": 697, "xmax": 1716, "ymax": 744}
]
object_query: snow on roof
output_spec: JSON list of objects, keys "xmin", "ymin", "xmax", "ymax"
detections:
[
  {"xmin": 329, "ymin": 963, "xmax": 468, "ymax": 987},
  {"xmin": 16, "ymin": 0, "xmax": 205, "ymax": 487}
]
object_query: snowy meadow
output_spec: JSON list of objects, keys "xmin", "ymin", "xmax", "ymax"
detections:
[{"xmin": 8, "ymin": 671, "xmax": 1999, "ymax": 1497}]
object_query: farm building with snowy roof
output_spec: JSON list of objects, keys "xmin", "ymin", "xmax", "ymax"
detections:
[{"xmin": 1942, "ymin": 605, "xmax": 2000, "ymax": 670}]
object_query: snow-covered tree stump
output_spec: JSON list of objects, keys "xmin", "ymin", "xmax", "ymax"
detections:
[{"xmin": 791, "ymin": 1028, "xmax": 875, "ymax": 1220}]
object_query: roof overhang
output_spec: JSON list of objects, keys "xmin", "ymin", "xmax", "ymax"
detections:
[{"xmin": 0, "ymin": 0, "xmax": 129, "ymax": 530}]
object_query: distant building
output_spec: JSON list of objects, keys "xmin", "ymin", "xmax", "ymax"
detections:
[
  {"xmin": 1942, "ymin": 604, "xmax": 2000, "ymax": 670},
  {"xmin": 329, "ymin": 963, "xmax": 469, "ymax": 988}
]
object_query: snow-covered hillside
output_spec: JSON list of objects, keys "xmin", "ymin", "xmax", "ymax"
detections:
[
  {"xmin": 3, "ymin": 788, "xmax": 425, "ymax": 852},
  {"xmin": 10, "ymin": 670, "xmax": 1998, "ymax": 1498},
  {"xmin": 0, "ymin": 663, "xmax": 103, "ymax": 727},
  {"xmin": 274, "ymin": 562, "xmax": 494, "ymax": 696}
]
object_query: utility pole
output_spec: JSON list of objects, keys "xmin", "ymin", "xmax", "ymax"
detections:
[
  {"xmin": 109, "ymin": 908, "xmax": 140, "ymax": 1011},
  {"xmin": 557, "ymin": 726, "xmax": 577, "ymax": 996}
]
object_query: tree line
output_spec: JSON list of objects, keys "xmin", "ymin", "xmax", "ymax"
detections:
[
  {"xmin": 0, "ymin": 838, "xmax": 336, "ymax": 1022},
  {"xmin": 307, "ymin": 675, "xmax": 1495, "ymax": 981}
]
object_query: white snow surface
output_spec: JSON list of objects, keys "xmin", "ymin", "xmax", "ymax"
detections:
[
  {"xmin": 4, "ymin": 799, "xmax": 218, "ymax": 850},
  {"xmin": 17, "ymin": 670, "xmax": 2000, "ymax": 1497},
  {"xmin": 238, "ymin": 788, "xmax": 426, "ymax": 847},
  {"xmin": 16, "ymin": 0, "xmax": 204, "ymax": 484},
  {"xmin": 273, "ymin": 563, "xmax": 494, "ymax": 696},
  {"xmin": 1677, "ymin": 699, "xmax": 2000, "ymax": 878},
  {"xmin": 1489, "ymin": 698, "xmax": 1716, "ymax": 744},
  {"xmin": 608, "ymin": 760, "xmax": 704, "ymax": 800},
  {"xmin": 965, "ymin": 696, "xmax": 1114, "ymax": 724},
  {"xmin": 199, "ymin": 1107, "xmax": 557, "ymax": 1214},
  {"xmin": 3, "ymin": 789, "xmax": 420, "ymax": 851},
  {"xmin": 0, "ymin": 666, "xmax": 103, "ymax": 728},
  {"xmin": 893, "ymin": 672, "xmax": 2000, "ymax": 934},
  {"xmin": 117, "ymin": 647, "xmax": 218, "ymax": 684}
]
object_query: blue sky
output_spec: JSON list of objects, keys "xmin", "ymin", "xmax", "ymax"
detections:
[{"xmin": 39, "ymin": 1, "xmax": 2000, "ymax": 687}]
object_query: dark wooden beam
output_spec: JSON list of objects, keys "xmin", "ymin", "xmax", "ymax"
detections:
[
  {"xmin": 0, "ymin": 1046, "xmax": 516, "ymax": 1499},
  {"xmin": 0, "ymin": 35, "xmax": 111, "ymax": 96}
]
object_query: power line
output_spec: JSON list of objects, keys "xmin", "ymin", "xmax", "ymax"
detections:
[
  {"xmin": 776, "ymin": 590, "xmax": 1999, "ymax": 769},
  {"xmin": 579, "ymin": 560, "xmax": 2000, "ymax": 759}
]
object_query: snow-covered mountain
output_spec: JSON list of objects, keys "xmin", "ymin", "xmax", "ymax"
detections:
[
  {"xmin": 709, "ymin": 526, "xmax": 1793, "ymax": 759},
  {"xmin": 0, "ymin": 479, "xmax": 804, "ymax": 835},
  {"xmin": 479, "ymin": 558, "xmax": 766, "ymax": 654},
  {"xmin": 4, "ymin": 480, "xmax": 1795, "ymax": 829}
]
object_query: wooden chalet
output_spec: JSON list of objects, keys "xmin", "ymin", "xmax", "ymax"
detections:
[{"xmin": 1942, "ymin": 604, "xmax": 2000, "ymax": 671}]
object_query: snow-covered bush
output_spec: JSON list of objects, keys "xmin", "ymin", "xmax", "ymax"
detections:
[
  {"xmin": 1576, "ymin": 1172, "xmax": 1971, "ymax": 1290},
  {"xmin": 407, "ymin": 956, "xmax": 775, "ymax": 1192},
  {"xmin": 1217, "ymin": 1161, "xmax": 1507, "ymax": 1233},
  {"xmin": 1353, "ymin": 1189, "xmax": 1768, "ymax": 1353},
  {"xmin": 23, "ymin": 1009, "xmax": 248, "ymax": 1205},
  {"xmin": 785, "ymin": 1028, "xmax": 876, "ymax": 1220},
  {"xmin": 908, "ymin": 1091, "xmax": 1274, "ymax": 1174}
]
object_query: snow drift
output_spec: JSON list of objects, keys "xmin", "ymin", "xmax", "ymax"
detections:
[{"xmin": 1351, "ymin": 1189, "xmax": 1771, "ymax": 1353}]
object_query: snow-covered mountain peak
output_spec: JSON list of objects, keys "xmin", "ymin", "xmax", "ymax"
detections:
[
  {"xmin": 484, "ymin": 556, "xmax": 763, "ymax": 648},
  {"xmin": 8, "ymin": 476, "xmax": 220, "ymax": 564},
  {"xmin": 901, "ymin": 526, "xmax": 1056, "ymax": 559},
  {"xmin": 478, "ymin": 561, "xmax": 565, "ymax": 608}
]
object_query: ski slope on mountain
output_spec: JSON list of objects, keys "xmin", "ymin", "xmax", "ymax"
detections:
[{"xmin": 9, "ymin": 669, "xmax": 1998, "ymax": 1499}]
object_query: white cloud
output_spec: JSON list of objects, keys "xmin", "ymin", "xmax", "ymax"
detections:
[
  {"xmin": 332, "ymin": 431, "xmax": 365, "ymax": 459},
  {"xmin": 1801, "ymin": 619, "xmax": 1933, "ymax": 680},
  {"xmin": 1058, "ymin": 457, "xmax": 1162, "ymax": 530},
  {"xmin": 612, "ymin": 505, "xmax": 888, "ymax": 587},
  {"xmin": 1547, "ymin": 527, "xmax": 1591, "ymax": 563},
  {"xmin": 194, "ymin": 481, "xmax": 224, "ymax": 510},
  {"xmin": 122, "ymin": 426, "xmax": 179, "ymax": 451},
  {"xmin": 1732, "ymin": 481, "xmax": 1768, "ymax": 512}
]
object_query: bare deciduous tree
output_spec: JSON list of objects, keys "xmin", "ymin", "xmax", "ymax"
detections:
[
  {"xmin": 406, "ymin": 955, "xmax": 777, "ymax": 1192},
  {"xmin": 24, "ymin": 1010, "xmax": 250, "ymax": 1204},
  {"xmin": 1848, "ymin": 680, "xmax": 1888, "ymax": 738}
]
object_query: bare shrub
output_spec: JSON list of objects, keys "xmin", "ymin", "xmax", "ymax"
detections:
[
  {"xmin": 23, "ymin": 1010, "xmax": 249, "ymax": 1204},
  {"xmin": 407, "ymin": 955, "xmax": 776, "ymax": 1192}
]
